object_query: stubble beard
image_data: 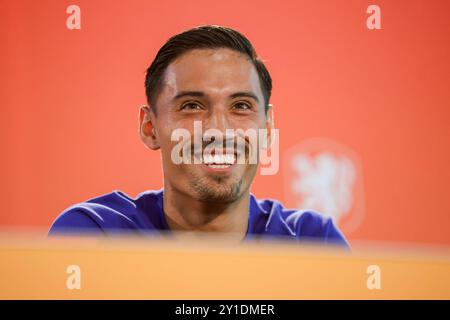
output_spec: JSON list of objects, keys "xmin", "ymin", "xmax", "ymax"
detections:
[{"xmin": 189, "ymin": 171, "xmax": 244, "ymax": 203}]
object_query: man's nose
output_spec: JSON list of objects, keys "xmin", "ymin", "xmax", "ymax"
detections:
[{"xmin": 204, "ymin": 107, "xmax": 230, "ymax": 132}]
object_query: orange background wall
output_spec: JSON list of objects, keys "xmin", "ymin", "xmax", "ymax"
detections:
[{"xmin": 1, "ymin": 0, "xmax": 449, "ymax": 245}]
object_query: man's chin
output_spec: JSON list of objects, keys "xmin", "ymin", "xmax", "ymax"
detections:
[{"xmin": 191, "ymin": 178, "xmax": 243, "ymax": 203}]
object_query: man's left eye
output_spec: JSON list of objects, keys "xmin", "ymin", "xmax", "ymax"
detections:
[{"xmin": 233, "ymin": 102, "xmax": 251, "ymax": 111}]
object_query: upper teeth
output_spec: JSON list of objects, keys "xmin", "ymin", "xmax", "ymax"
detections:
[{"xmin": 203, "ymin": 154, "xmax": 235, "ymax": 165}]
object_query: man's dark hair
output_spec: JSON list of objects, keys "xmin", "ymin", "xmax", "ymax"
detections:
[{"xmin": 145, "ymin": 25, "xmax": 272, "ymax": 113}]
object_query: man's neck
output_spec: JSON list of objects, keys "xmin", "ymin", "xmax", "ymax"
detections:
[{"xmin": 162, "ymin": 185, "xmax": 250, "ymax": 240}]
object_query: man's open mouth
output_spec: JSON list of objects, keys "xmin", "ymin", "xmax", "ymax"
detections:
[
  {"xmin": 191, "ymin": 148, "xmax": 246, "ymax": 172},
  {"xmin": 202, "ymin": 154, "xmax": 236, "ymax": 169}
]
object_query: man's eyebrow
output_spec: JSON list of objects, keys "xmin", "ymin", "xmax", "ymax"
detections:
[
  {"xmin": 229, "ymin": 91, "xmax": 259, "ymax": 103},
  {"xmin": 173, "ymin": 90, "xmax": 260, "ymax": 103},
  {"xmin": 173, "ymin": 91, "xmax": 205, "ymax": 101}
]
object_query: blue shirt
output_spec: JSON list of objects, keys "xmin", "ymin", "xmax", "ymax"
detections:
[{"xmin": 49, "ymin": 189, "xmax": 350, "ymax": 249}]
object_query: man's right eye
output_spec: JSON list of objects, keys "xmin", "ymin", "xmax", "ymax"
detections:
[{"xmin": 180, "ymin": 103, "xmax": 203, "ymax": 111}]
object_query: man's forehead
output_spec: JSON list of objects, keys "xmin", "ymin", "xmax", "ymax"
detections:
[{"xmin": 161, "ymin": 48, "xmax": 263, "ymax": 99}]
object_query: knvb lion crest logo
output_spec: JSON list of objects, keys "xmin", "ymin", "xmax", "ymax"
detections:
[{"xmin": 284, "ymin": 138, "xmax": 365, "ymax": 235}]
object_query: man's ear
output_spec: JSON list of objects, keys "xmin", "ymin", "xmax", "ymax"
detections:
[
  {"xmin": 263, "ymin": 103, "xmax": 275, "ymax": 149},
  {"xmin": 138, "ymin": 105, "xmax": 160, "ymax": 150}
]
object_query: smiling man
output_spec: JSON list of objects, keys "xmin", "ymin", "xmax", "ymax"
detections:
[{"xmin": 49, "ymin": 25, "xmax": 349, "ymax": 249}]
